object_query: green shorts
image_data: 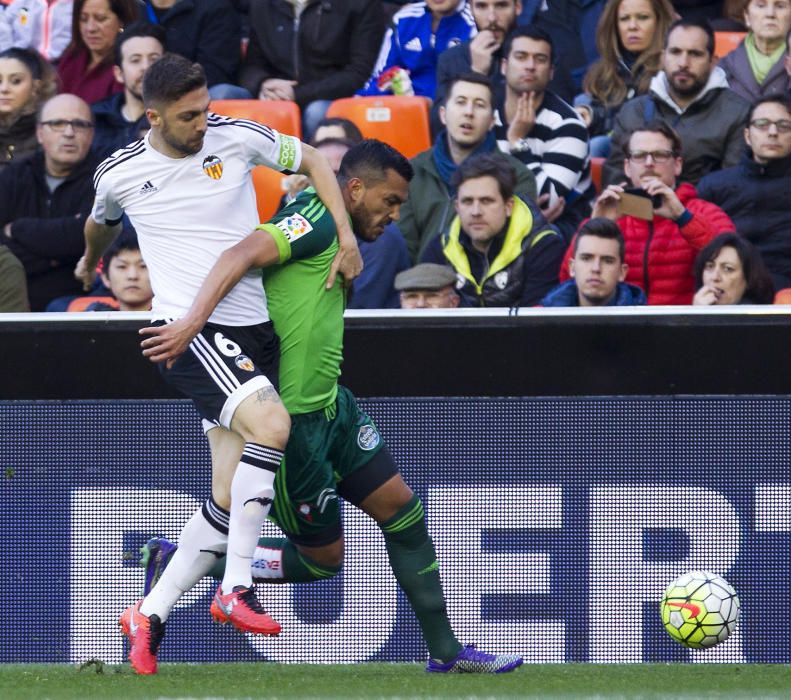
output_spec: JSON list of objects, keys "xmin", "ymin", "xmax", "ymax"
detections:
[{"xmin": 270, "ymin": 385, "xmax": 394, "ymax": 545}]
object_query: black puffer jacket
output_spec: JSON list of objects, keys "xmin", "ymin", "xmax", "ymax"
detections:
[
  {"xmin": 145, "ymin": 0, "xmax": 241, "ymax": 87},
  {"xmin": 0, "ymin": 151, "xmax": 98, "ymax": 310},
  {"xmin": 239, "ymin": 0, "xmax": 385, "ymax": 107},
  {"xmin": 697, "ymin": 152, "xmax": 791, "ymax": 289}
]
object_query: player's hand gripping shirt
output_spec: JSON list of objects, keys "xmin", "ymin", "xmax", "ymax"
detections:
[
  {"xmin": 90, "ymin": 113, "xmax": 302, "ymax": 325},
  {"xmin": 257, "ymin": 189, "xmax": 345, "ymax": 415}
]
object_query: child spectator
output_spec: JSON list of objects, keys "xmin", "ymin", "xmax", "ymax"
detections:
[
  {"xmin": 87, "ymin": 234, "xmax": 152, "ymax": 311},
  {"xmin": 359, "ymin": 0, "xmax": 476, "ymax": 100},
  {"xmin": 0, "ymin": 47, "xmax": 57, "ymax": 169}
]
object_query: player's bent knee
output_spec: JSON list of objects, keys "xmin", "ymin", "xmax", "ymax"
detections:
[{"xmin": 232, "ymin": 397, "xmax": 291, "ymax": 449}]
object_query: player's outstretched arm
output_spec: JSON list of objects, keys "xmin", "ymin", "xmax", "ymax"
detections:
[
  {"xmin": 75, "ymin": 217, "xmax": 122, "ymax": 291},
  {"xmin": 298, "ymin": 143, "xmax": 363, "ymax": 289},
  {"xmin": 139, "ymin": 230, "xmax": 281, "ymax": 365}
]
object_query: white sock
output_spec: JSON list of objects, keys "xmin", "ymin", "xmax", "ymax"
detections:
[
  {"xmin": 141, "ymin": 498, "xmax": 229, "ymax": 621},
  {"xmin": 221, "ymin": 443, "xmax": 281, "ymax": 592}
]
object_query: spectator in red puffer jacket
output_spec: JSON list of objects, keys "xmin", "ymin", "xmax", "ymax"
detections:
[{"xmin": 559, "ymin": 120, "xmax": 735, "ymax": 304}]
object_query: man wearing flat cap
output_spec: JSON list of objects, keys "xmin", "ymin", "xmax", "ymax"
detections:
[{"xmin": 395, "ymin": 263, "xmax": 460, "ymax": 309}]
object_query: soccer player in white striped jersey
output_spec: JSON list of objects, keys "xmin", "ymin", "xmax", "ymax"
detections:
[{"xmin": 75, "ymin": 53, "xmax": 363, "ymax": 675}]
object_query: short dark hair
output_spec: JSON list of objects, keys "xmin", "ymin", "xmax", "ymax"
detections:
[
  {"xmin": 312, "ymin": 117, "xmax": 363, "ymax": 145},
  {"xmin": 115, "ymin": 21, "xmax": 166, "ymax": 67},
  {"xmin": 693, "ymin": 233, "xmax": 775, "ymax": 304},
  {"xmin": 451, "ymin": 152, "xmax": 518, "ymax": 201},
  {"xmin": 102, "ymin": 231, "xmax": 141, "ymax": 271},
  {"xmin": 748, "ymin": 93, "xmax": 791, "ymax": 124},
  {"xmin": 444, "ymin": 72, "xmax": 494, "ymax": 108},
  {"xmin": 574, "ymin": 217, "xmax": 625, "ymax": 261},
  {"xmin": 337, "ymin": 139, "xmax": 414, "ymax": 187},
  {"xmin": 142, "ymin": 53, "xmax": 207, "ymax": 108},
  {"xmin": 313, "ymin": 137, "xmax": 355, "ymax": 152},
  {"xmin": 664, "ymin": 17, "xmax": 715, "ymax": 57},
  {"xmin": 625, "ymin": 119, "xmax": 682, "ymax": 156},
  {"xmin": 502, "ymin": 25, "xmax": 555, "ymax": 64}
]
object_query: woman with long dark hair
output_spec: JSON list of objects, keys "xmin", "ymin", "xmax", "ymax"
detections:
[
  {"xmin": 576, "ymin": 0, "xmax": 676, "ymax": 155},
  {"xmin": 57, "ymin": 0, "xmax": 140, "ymax": 103}
]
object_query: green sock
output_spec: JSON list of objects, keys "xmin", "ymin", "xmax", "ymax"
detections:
[
  {"xmin": 380, "ymin": 495, "xmax": 462, "ymax": 662},
  {"xmin": 207, "ymin": 537, "xmax": 340, "ymax": 583}
]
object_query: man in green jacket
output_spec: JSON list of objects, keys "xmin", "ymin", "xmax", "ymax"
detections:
[{"xmin": 398, "ymin": 72, "xmax": 537, "ymax": 262}]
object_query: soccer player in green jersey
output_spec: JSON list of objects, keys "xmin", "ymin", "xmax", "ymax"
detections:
[{"xmin": 139, "ymin": 140, "xmax": 523, "ymax": 674}]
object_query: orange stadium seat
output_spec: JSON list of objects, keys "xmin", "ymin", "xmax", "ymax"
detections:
[
  {"xmin": 590, "ymin": 156, "xmax": 605, "ymax": 194},
  {"xmin": 774, "ymin": 288, "xmax": 791, "ymax": 304},
  {"xmin": 714, "ymin": 31, "xmax": 746, "ymax": 60},
  {"xmin": 326, "ymin": 96, "xmax": 431, "ymax": 159},
  {"xmin": 210, "ymin": 100, "xmax": 302, "ymax": 223},
  {"xmin": 209, "ymin": 100, "xmax": 302, "ymax": 138}
]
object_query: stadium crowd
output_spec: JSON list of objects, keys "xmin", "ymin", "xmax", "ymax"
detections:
[{"xmin": 1, "ymin": 0, "xmax": 790, "ymax": 312}]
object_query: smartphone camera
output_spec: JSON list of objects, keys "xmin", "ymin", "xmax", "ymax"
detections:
[{"xmin": 623, "ymin": 187, "xmax": 662, "ymax": 208}]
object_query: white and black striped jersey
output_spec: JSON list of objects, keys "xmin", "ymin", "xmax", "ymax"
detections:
[
  {"xmin": 91, "ymin": 113, "xmax": 302, "ymax": 325},
  {"xmin": 495, "ymin": 91, "xmax": 594, "ymax": 207}
]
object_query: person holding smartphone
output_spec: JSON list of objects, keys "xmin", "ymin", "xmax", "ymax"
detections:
[{"xmin": 558, "ymin": 120, "xmax": 736, "ymax": 304}]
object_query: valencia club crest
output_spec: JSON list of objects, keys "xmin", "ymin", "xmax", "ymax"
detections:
[{"xmin": 202, "ymin": 155, "xmax": 223, "ymax": 179}]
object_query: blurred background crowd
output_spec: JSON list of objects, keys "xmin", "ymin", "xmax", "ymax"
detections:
[{"xmin": 1, "ymin": 0, "xmax": 789, "ymax": 313}]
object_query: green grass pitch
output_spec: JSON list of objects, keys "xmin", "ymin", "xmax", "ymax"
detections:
[{"xmin": 2, "ymin": 663, "xmax": 791, "ymax": 699}]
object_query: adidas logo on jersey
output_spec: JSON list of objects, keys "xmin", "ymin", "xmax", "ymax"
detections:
[
  {"xmin": 139, "ymin": 180, "xmax": 158, "ymax": 195},
  {"xmin": 404, "ymin": 37, "xmax": 422, "ymax": 52}
]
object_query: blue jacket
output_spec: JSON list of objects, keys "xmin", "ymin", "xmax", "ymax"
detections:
[
  {"xmin": 697, "ymin": 151, "xmax": 791, "ymax": 289},
  {"xmin": 91, "ymin": 93, "xmax": 149, "ymax": 159},
  {"xmin": 540, "ymin": 279, "xmax": 647, "ymax": 307},
  {"xmin": 349, "ymin": 225, "xmax": 411, "ymax": 309},
  {"xmin": 144, "ymin": 0, "xmax": 240, "ymax": 87},
  {"xmin": 358, "ymin": 1, "xmax": 475, "ymax": 99}
]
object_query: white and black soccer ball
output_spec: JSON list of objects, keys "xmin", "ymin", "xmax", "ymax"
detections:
[{"xmin": 660, "ymin": 570, "xmax": 740, "ymax": 649}]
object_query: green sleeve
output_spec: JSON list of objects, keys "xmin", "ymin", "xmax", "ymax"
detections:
[{"xmin": 258, "ymin": 189, "xmax": 337, "ymax": 263}]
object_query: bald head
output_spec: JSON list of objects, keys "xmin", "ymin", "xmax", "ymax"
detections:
[
  {"xmin": 36, "ymin": 93, "xmax": 94, "ymax": 177},
  {"xmin": 39, "ymin": 93, "xmax": 92, "ymax": 123}
]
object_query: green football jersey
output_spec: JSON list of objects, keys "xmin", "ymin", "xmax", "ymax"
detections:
[{"xmin": 257, "ymin": 189, "xmax": 345, "ymax": 414}]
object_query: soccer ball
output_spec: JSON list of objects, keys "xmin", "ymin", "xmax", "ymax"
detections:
[{"xmin": 660, "ymin": 571, "xmax": 740, "ymax": 649}]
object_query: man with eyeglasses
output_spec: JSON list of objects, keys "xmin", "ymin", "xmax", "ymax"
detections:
[
  {"xmin": 698, "ymin": 94, "xmax": 791, "ymax": 291},
  {"xmin": 0, "ymin": 93, "xmax": 98, "ymax": 310},
  {"xmin": 559, "ymin": 120, "xmax": 735, "ymax": 304},
  {"xmin": 603, "ymin": 17, "xmax": 750, "ymax": 188}
]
